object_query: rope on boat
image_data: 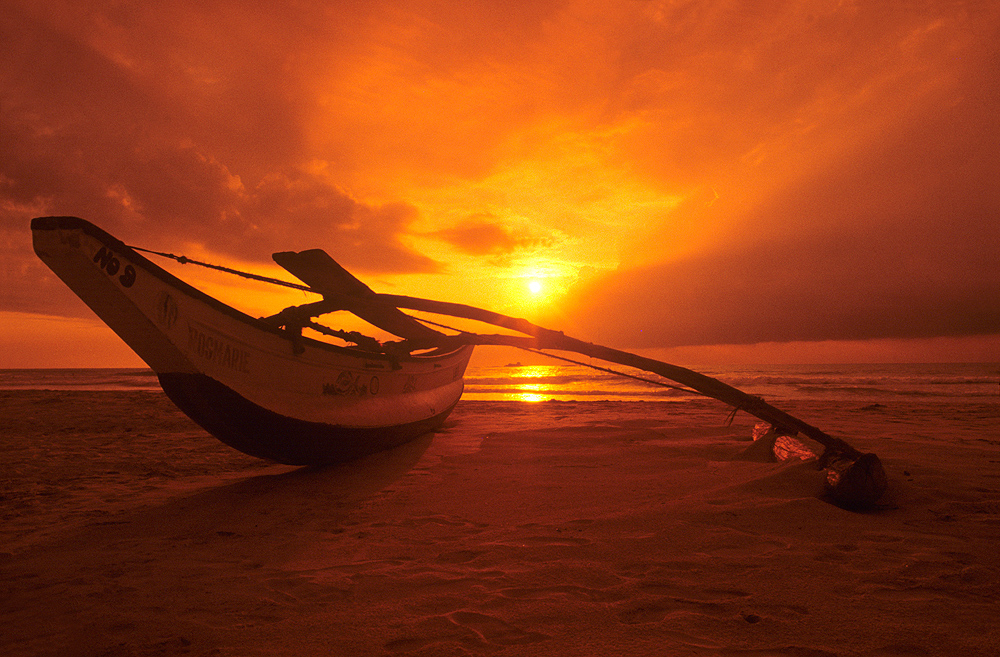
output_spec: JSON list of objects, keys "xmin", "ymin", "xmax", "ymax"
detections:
[
  {"xmin": 128, "ymin": 245, "xmax": 318, "ymax": 293},
  {"xmin": 133, "ymin": 244, "xmax": 705, "ymax": 398}
]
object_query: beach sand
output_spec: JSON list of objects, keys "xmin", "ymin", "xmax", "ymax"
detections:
[{"xmin": 2, "ymin": 390, "xmax": 999, "ymax": 656}]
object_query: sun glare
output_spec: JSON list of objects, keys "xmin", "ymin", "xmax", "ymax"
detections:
[{"xmin": 511, "ymin": 264, "xmax": 574, "ymax": 311}]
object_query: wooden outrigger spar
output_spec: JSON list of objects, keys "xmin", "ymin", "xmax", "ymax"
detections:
[
  {"xmin": 271, "ymin": 249, "xmax": 889, "ymax": 510},
  {"xmin": 376, "ymin": 295, "xmax": 888, "ymax": 509}
]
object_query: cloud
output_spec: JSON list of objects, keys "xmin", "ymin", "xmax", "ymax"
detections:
[
  {"xmin": 563, "ymin": 235, "xmax": 999, "ymax": 348},
  {"xmin": 538, "ymin": 0, "xmax": 1000, "ymax": 348},
  {"xmin": 0, "ymin": 2, "xmax": 442, "ymax": 280},
  {"xmin": 1, "ymin": 112, "xmax": 438, "ymax": 256},
  {"xmin": 429, "ymin": 214, "xmax": 553, "ymax": 256},
  {"xmin": 560, "ymin": 82, "xmax": 1000, "ymax": 347},
  {"xmin": 246, "ymin": 166, "xmax": 440, "ymax": 273},
  {"xmin": 2, "ymin": 122, "xmax": 439, "ymax": 268}
]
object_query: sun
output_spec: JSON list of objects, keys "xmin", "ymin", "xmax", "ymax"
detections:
[{"xmin": 511, "ymin": 263, "xmax": 573, "ymax": 309}]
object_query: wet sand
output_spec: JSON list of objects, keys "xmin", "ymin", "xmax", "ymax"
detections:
[{"xmin": 2, "ymin": 390, "xmax": 999, "ymax": 656}]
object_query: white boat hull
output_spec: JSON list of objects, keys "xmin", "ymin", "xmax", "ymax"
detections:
[{"xmin": 32, "ymin": 216, "xmax": 473, "ymax": 464}]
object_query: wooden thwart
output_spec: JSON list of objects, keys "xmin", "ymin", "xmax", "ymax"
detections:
[{"xmin": 272, "ymin": 250, "xmax": 446, "ymax": 343}]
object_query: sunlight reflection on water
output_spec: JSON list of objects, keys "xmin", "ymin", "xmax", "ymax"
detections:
[{"xmin": 461, "ymin": 363, "xmax": 999, "ymax": 403}]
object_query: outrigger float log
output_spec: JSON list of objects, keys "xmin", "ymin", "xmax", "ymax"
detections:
[{"xmin": 32, "ymin": 216, "xmax": 888, "ymax": 509}]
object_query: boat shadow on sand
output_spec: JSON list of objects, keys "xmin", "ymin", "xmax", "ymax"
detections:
[{"xmin": 22, "ymin": 433, "xmax": 434, "ymax": 561}]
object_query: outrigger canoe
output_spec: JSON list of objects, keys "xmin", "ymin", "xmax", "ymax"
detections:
[
  {"xmin": 32, "ymin": 216, "xmax": 888, "ymax": 508},
  {"xmin": 31, "ymin": 216, "xmax": 473, "ymax": 465}
]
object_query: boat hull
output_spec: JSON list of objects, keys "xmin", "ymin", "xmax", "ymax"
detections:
[
  {"xmin": 157, "ymin": 372, "xmax": 459, "ymax": 464},
  {"xmin": 31, "ymin": 216, "xmax": 473, "ymax": 465}
]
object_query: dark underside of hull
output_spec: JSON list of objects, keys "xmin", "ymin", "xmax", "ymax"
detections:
[{"xmin": 157, "ymin": 373, "xmax": 458, "ymax": 465}]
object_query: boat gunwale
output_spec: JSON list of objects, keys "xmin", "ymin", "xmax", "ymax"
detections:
[{"xmin": 31, "ymin": 216, "xmax": 470, "ymax": 366}]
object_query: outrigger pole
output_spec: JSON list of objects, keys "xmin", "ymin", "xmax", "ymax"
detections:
[{"xmin": 371, "ymin": 293, "xmax": 889, "ymax": 510}]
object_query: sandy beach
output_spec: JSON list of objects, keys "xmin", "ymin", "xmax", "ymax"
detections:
[{"xmin": 2, "ymin": 390, "xmax": 999, "ymax": 656}]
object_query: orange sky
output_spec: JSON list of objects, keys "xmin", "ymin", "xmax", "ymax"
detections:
[{"xmin": 2, "ymin": 0, "xmax": 998, "ymax": 368}]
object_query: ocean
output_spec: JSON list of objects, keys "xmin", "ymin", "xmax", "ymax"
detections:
[{"xmin": 2, "ymin": 362, "xmax": 996, "ymax": 404}]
